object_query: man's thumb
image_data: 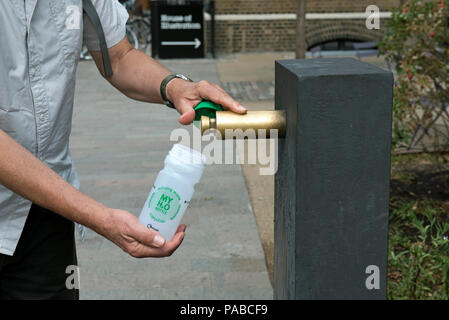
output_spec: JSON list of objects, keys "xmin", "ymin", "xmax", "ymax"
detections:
[
  {"xmin": 134, "ymin": 224, "xmax": 166, "ymax": 248},
  {"xmin": 178, "ymin": 108, "xmax": 196, "ymax": 125}
]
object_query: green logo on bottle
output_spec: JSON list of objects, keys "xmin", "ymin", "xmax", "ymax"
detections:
[{"xmin": 149, "ymin": 187, "xmax": 181, "ymax": 223}]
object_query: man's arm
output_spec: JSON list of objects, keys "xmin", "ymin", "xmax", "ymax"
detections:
[
  {"xmin": 0, "ymin": 129, "xmax": 183, "ymax": 258},
  {"xmin": 90, "ymin": 37, "xmax": 246, "ymax": 125}
]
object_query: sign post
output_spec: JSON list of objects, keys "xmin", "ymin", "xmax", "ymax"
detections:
[{"xmin": 151, "ymin": 0, "xmax": 205, "ymax": 59}]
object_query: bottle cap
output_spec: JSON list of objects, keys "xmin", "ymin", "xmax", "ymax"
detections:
[{"xmin": 193, "ymin": 101, "xmax": 224, "ymax": 128}]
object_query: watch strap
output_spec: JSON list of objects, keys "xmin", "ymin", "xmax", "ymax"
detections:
[{"xmin": 160, "ymin": 74, "xmax": 193, "ymax": 109}]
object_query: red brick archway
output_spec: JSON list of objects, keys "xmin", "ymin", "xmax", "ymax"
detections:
[{"xmin": 305, "ymin": 19, "xmax": 385, "ymax": 49}]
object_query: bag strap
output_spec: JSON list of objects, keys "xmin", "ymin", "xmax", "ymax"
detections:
[{"xmin": 82, "ymin": 0, "xmax": 113, "ymax": 77}]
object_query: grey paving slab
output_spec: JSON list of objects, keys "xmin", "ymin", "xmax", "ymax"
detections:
[{"xmin": 70, "ymin": 59, "xmax": 272, "ymax": 300}]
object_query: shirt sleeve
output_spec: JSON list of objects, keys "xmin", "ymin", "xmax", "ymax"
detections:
[{"xmin": 83, "ymin": 0, "xmax": 129, "ymax": 51}]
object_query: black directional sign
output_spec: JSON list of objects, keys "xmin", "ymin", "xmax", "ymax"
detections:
[{"xmin": 151, "ymin": 0, "xmax": 204, "ymax": 59}]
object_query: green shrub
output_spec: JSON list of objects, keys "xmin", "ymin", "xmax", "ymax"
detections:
[
  {"xmin": 388, "ymin": 199, "xmax": 449, "ymax": 299},
  {"xmin": 378, "ymin": 0, "xmax": 449, "ymax": 151}
]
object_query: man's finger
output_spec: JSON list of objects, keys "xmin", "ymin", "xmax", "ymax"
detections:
[
  {"xmin": 198, "ymin": 82, "xmax": 246, "ymax": 114},
  {"xmin": 174, "ymin": 224, "xmax": 187, "ymax": 236},
  {"xmin": 212, "ymin": 84, "xmax": 227, "ymax": 94}
]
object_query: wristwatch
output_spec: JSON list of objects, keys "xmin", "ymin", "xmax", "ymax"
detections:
[{"xmin": 160, "ymin": 74, "xmax": 193, "ymax": 109}]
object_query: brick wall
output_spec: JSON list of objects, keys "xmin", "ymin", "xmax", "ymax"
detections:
[
  {"xmin": 205, "ymin": 0, "xmax": 400, "ymax": 54},
  {"xmin": 208, "ymin": 20, "xmax": 297, "ymax": 53},
  {"xmin": 214, "ymin": 0, "xmax": 401, "ymax": 14},
  {"xmin": 206, "ymin": 19, "xmax": 385, "ymax": 54},
  {"xmin": 215, "ymin": 0, "xmax": 296, "ymax": 14}
]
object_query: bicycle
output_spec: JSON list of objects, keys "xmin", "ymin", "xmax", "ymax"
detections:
[
  {"xmin": 128, "ymin": 9, "xmax": 151, "ymax": 50},
  {"xmin": 121, "ymin": 0, "xmax": 151, "ymax": 50},
  {"xmin": 80, "ymin": 0, "xmax": 141, "ymax": 61}
]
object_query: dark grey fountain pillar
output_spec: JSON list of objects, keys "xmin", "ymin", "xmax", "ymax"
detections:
[{"xmin": 274, "ymin": 58, "xmax": 393, "ymax": 300}]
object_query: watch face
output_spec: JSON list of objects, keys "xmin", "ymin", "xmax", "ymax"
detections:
[{"xmin": 176, "ymin": 74, "xmax": 191, "ymax": 82}]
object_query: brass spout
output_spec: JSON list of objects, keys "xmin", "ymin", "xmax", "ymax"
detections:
[{"xmin": 200, "ymin": 110, "xmax": 286, "ymax": 139}]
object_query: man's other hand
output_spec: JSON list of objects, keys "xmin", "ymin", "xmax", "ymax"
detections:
[{"xmin": 103, "ymin": 208, "xmax": 185, "ymax": 258}]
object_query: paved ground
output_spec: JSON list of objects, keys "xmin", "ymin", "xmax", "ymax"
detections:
[
  {"xmin": 216, "ymin": 52, "xmax": 392, "ymax": 102},
  {"xmin": 71, "ymin": 59, "xmax": 272, "ymax": 299}
]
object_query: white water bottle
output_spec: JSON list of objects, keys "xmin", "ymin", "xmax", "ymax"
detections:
[{"xmin": 138, "ymin": 144, "xmax": 206, "ymax": 241}]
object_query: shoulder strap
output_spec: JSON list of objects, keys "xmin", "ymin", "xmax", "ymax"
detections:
[{"xmin": 82, "ymin": 0, "xmax": 113, "ymax": 77}]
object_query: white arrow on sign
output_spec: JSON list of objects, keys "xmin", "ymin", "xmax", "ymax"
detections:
[{"xmin": 161, "ymin": 38, "xmax": 202, "ymax": 49}]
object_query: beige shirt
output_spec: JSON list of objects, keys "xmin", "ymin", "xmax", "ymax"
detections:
[{"xmin": 0, "ymin": 0, "xmax": 128, "ymax": 256}]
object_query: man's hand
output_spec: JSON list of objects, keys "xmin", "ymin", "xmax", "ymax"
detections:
[
  {"xmin": 166, "ymin": 78, "xmax": 247, "ymax": 125},
  {"xmin": 90, "ymin": 37, "xmax": 247, "ymax": 125},
  {"xmin": 103, "ymin": 208, "xmax": 185, "ymax": 258}
]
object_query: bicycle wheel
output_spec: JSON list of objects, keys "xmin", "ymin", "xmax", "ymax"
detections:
[
  {"xmin": 135, "ymin": 18, "xmax": 151, "ymax": 49},
  {"xmin": 126, "ymin": 26, "xmax": 139, "ymax": 50},
  {"xmin": 80, "ymin": 45, "xmax": 93, "ymax": 61}
]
